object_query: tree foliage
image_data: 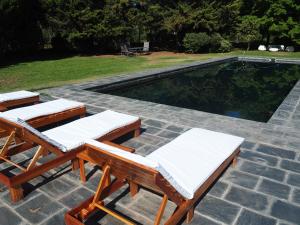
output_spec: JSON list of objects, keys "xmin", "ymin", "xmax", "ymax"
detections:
[{"xmin": 0, "ymin": 0, "xmax": 299, "ymax": 56}]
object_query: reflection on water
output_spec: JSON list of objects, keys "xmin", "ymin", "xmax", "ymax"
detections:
[{"xmin": 101, "ymin": 61, "xmax": 300, "ymax": 122}]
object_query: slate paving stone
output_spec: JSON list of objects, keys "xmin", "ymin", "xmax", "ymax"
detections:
[
  {"xmin": 1, "ymin": 188, "xmax": 41, "ymax": 208},
  {"xmin": 86, "ymin": 203, "xmax": 151, "ymax": 225},
  {"xmin": 287, "ymin": 140, "xmax": 300, "ymax": 150},
  {"xmin": 239, "ymin": 161, "xmax": 285, "ymax": 181},
  {"xmin": 241, "ymin": 141, "xmax": 256, "ymax": 150},
  {"xmin": 59, "ymin": 187, "xmax": 93, "ymax": 208},
  {"xmin": 271, "ymin": 200, "xmax": 300, "ymax": 224},
  {"xmin": 39, "ymin": 176, "xmax": 76, "ymax": 198},
  {"xmin": 280, "ymin": 160, "xmax": 300, "ymax": 174},
  {"xmin": 143, "ymin": 126, "xmax": 162, "ymax": 135},
  {"xmin": 84, "ymin": 171, "xmax": 103, "ymax": 191},
  {"xmin": 274, "ymin": 110, "xmax": 290, "ymax": 119},
  {"xmin": 287, "ymin": 173, "xmax": 300, "ymax": 188},
  {"xmin": 258, "ymin": 179, "xmax": 291, "ymax": 199},
  {"xmin": 225, "ymin": 186, "xmax": 268, "ymax": 211},
  {"xmin": 0, "ymin": 206, "xmax": 23, "ymax": 225},
  {"xmin": 186, "ymin": 214, "xmax": 221, "ymax": 225},
  {"xmin": 166, "ymin": 125, "xmax": 186, "ymax": 133},
  {"xmin": 240, "ymin": 150, "xmax": 278, "ymax": 166},
  {"xmin": 127, "ymin": 189, "xmax": 176, "ymax": 223},
  {"xmin": 256, "ymin": 144, "xmax": 296, "ymax": 160},
  {"xmin": 121, "ymin": 138, "xmax": 145, "ymax": 149},
  {"xmin": 136, "ymin": 144, "xmax": 157, "ymax": 156},
  {"xmin": 144, "ymin": 119, "xmax": 167, "ymax": 128},
  {"xmin": 292, "ymin": 189, "xmax": 300, "ymax": 205},
  {"xmin": 208, "ymin": 181, "xmax": 228, "ymax": 197},
  {"xmin": 236, "ymin": 209, "xmax": 276, "ymax": 225},
  {"xmin": 196, "ymin": 195, "xmax": 240, "ymax": 224},
  {"xmin": 157, "ymin": 130, "xmax": 180, "ymax": 139},
  {"xmin": 261, "ymin": 129, "xmax": 284, "ymax": 137},
  {"xmin": 223, "ymin": 170, "xmax": 259, "ymax": 189},
  {"xmin": 40, "ymin": 209, "xmax": 67, "ymax": 225},
  {"xmin": 133, "ymin": 134, "xmax": 166, "ymax": 146},
  {"xmin": 15, "ymin": 194, "xmax": 63, "ymax": 224}
]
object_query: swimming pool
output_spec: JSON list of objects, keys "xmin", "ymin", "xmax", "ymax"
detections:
[{"xmin": 89, "ymin": 60, "xmax": 300, "ymax": 122}]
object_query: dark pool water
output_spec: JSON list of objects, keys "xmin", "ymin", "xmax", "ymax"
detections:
[{"xmin": 93, "ymin": 61, "xmax": 300, "ymax": 122}]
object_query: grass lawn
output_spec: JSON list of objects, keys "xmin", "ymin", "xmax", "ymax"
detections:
[{"xmin": 0, "ymin": 50, "xmax": 300, "ymax": 92}]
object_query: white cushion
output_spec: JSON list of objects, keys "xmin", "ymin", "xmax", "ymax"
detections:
[
  {"xmin": 0, "ymin": 91, "xmax": 39, "ymax": 103},
  {"xmin": 1, "ymin": 99, "xmax": 84, "ymax": 121},
  {"xmin": 84, "ymin": 128, "xmax": 244, "ymax": 200},
  {"xmin": 0, "ymin": 116, "xmax": 67, "ymax": 151},
  {"xmin": 0, "ymin": 110, "xmax": 139, "ymax": 153},
  {"xmin": 147, "ymin": 128, "xmax": 244, "ymax": 199},
  {"xmin": 258, "ymin": 45, "xmax": 266, "ymax": 51},
  {"xmin": 85, "ymin": 139, "xmax": 159, "ymax": 169},
  {"xmin": 43, "ymin": 110, "xmax": 139, "ymax": 151}
]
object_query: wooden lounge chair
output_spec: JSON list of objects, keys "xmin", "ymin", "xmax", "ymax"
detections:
[
  {"xmin": 0, "ymin": 90, "xmax": 39, "ymax": 112},
  {"xmin": 65, "ymin": 128, "xmax": 244, "ymax": 225},
  {"xmin": 121, "ymin": 44, "xmax": 135, "ymax": 56},
  {"xmin": 0, "ymin": 98, "xmax": 86, "ymax": 139},
  {"xmin": 0, "ymin": 110, "xmax": 141, "ymax": 202}
]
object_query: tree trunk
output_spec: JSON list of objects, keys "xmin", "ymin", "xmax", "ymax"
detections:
[
  {"xmin": 266, "ymin": 33, "xmax": 270, "ymax": 46},
  {"xmin": 247, "ymin": 42, "xmax": 250, "ymax": 51}
]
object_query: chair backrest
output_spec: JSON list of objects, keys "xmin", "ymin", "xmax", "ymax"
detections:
[
  {"xmin": 0, "ymin": 115, "xmax": 67, "ymax": 152},
  {"xmin": 84, "ymin": 140, "xmax": 185, "ymax": 204},
  {"xmin": 120, "ymin": 44, "xmax": 129, "ymax": 53},
  {"xmin": 143, "ymin": 42, "xmax": 150, "ymax": 52}
]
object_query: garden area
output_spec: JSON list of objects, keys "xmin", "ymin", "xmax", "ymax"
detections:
[
  {"xmin": 1, "ymin": 0, "xmax": 299, "ymax": 92},
  {"xmin": 1, "ymin": 51, "xmax": 300, "ymax": 92}
]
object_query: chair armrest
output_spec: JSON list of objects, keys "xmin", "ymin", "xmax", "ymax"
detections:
[{"xmin": 102, "ymin": 141, "xmax": 135, "ymax": 153}]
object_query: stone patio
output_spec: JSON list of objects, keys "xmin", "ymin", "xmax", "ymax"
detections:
[{"xmin": 1, "ymin": 57, "xmax": 300, "ymax": 225}]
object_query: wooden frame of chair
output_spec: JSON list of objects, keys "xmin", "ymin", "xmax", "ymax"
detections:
[
  {"xmin": 65, "ymin": 143, "xmax": 240, "ymax": 225},
  {"xmin": 0, "ymin": 105, "xmax": 86, "ymax": 139},
  {"xmin": 0, "ymin": 95, "xmax": 40, "ymax": 112},
  {"xmin": 0, "ymin": 117, "xmax": 141, "ymax": 202}
]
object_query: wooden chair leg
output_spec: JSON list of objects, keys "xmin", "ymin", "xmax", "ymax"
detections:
[
  {"xmin": 130, "ymin": 181, "xmax": 139, "ymax": 197},
  {"xmin": 72, "ymin": 158, "xmax": 80, "ymax": 171},
  {"xmin": 134, "ymin": 128, "xmax": 140, "ymax": 137},
  {"xmin": 42, "ymin": 149, "xmax": 49, "ymax": 157},
  {"xmin": 79, "ymin": 159, "xmax": 86, "ymax": 183},
  {"xmin": 186, "ymin": 206, "xmax": 194, "ymax": 223},
  {"xmin": 10, "ymin": 185, "xmax": 24, "ymax": 203},
  {"xmin": 232, "ymin": 156, "xmax": 238, "ymax": 168},
  {"xmin": 154, "ymin": 195, "xmax": 168, "ymax": 225}
]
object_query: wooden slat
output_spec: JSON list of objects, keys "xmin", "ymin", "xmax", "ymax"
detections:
[
  {"xmin": 95, "ymin": 203, "xmax": 135, "ymax": 225},
  {"xmin": 1, "ymin": 95, "xmax": 40, "ymax": 112},
  {"xmin": 0, "ymin": 156, "xmax": 26, "ymax": 171},
  {"xmin": 26, "ymin": 146, "xmax": 44, "ymax": 170},
  {"xmin": 0, "ymin": 131, "xmax": 15, "ymax": 156}
]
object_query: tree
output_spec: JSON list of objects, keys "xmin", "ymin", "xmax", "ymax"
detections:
[
  {"xmin": 236, "ymin": 16, "xmax": 262, "ymax": 50},
  {"xmin": 0, "ymin": 0, "xmax": 44, "ymax": 57}
]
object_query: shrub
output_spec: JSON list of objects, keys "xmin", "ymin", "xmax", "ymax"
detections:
[
  {"xmin": 209, "ymin": 33, "xmax": 223, "ymax": 52},
  {"xmin": 183, "ymin": 32, "xmax": 210, "ymax": 53},
  {"xmin": 218, "ymin": 39, "xmax": 232, "ymax": 52},
  {"xmin": 209, "ymin": 33, "xmax": 232, "ymax": 52}
]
